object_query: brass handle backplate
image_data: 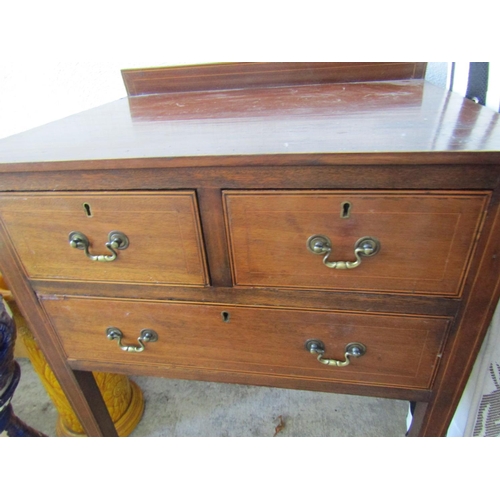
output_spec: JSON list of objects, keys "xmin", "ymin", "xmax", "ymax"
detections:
[
  {"xmin": 307, "ymin": 234, "xmax": 380, "ymax": 269},
  {"xmin": 305, "ymin": 339, "xmax": 366, "ymax": 367},
  {"xmin": 69, "ymin": 231, "xmax": 129, "ymax": 262},
  {"xmin": 106, "ymin": 327, "xmax": 158, "ymax": 353}
]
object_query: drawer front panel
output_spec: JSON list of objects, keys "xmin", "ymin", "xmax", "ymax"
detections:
[
  {"xmin": 41, "ymin": 296, "xmax": 450, "ymax": 391},
  {"xmin": 0, "ymin": 192, "xmax": 208, "ymax": 285},
  {"xmin": 223, "ymin": 190, "xmax": 489, "ymax": 296}
]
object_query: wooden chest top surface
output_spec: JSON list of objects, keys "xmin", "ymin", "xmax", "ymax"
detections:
[{"xmin": 1, "ymin": 78, "xmax": 500, "ymax": 169}]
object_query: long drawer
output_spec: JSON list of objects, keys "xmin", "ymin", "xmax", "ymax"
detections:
[
  {"xmin": 0, "ymin": 192, "xmax": 208, "ymax": 286},
  {"xmin": 41, "ymin": 296, "xmax": 450, "ymax": 391},
  {"xmin": 223, "ymin": 190, "xmax": 489, "ymax": 296}
]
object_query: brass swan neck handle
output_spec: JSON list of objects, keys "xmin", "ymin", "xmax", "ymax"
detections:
[
  {"xmin": 305, "ymin": 339, "xmax": 366, "ymax": 367},
  {"xmin": 106, "ymin": 327, "xmax": 158, "ymax": 353},
  {"xmin": 69, "ymin": 231, "xmax": 129, "ymax": 262},
  {"xmin": 307, "ymin": 235, "xmax": 380, "ymax": 270}
]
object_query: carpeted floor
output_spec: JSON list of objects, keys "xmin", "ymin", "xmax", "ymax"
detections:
[{"xmin": 10, "ymin": 358, "xmax": 409, "ymax": 437}]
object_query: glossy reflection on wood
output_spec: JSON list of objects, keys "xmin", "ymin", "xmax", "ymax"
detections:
[
  {"xmin": 0, "ymin": 79, "xmax": 499, "ymax": 166},
  {"xmin": 1, "ymin": 63, "xmax": 500, "ymax": 437},
  {"xmin": 122, "ymin": 62, "xmax": 427, "ymax": 95}
]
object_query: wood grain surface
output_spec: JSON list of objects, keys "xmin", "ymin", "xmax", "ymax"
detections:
[
  {"xmin": 1, "ymin": 63, "xmax": 500, "ymax": 436},
  {"xmin": 41, "ymin": 295, "xmax": 450, "ymax": 391},
  {"xmin": 121, "ymin": 62, "xmax": 427, "ymax": 96},
  {"xmin": 0, "ymin": 192, "xmax": 208, "ymax": 285},
  {"xmin": 1, "ymin": 79, "xmax": 499, "ymax": 167},
  {"xmin": 224, "ymin": 190, "xmax": 490, "ymax": 296}
]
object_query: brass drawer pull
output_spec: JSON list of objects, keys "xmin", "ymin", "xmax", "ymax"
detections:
[
  {"xmin": 305, "ymin": 339, "xmax": 366, "ymax": 367},
  {"xmin": 106, "ymin": 327, "xmax": 158, "ymax": 353},
  {"xmin": 69, "ymin": 231, "xmax": 129, "ymax": 262},
  {"xmin": 307, "ymin": 235, "xmax": 380, "ymax": 269}
]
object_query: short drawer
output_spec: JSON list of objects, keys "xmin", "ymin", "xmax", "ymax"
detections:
[
  {"xmin": 223, "ymin": 190, "xmax": 489, "ymax": 296},
  {"xmin": 41, "ymin": 296, "xmax": 450, "ymax": 391},
  {"xmin": 0, "ymin": 192, "xmax": 208, "ymax": 286}
]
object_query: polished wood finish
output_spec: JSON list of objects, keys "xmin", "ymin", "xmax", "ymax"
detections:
[
  {"xmin": 0, "ymin": 192, "xmax": 208, "ymax": 286},
  {"xmin": 41, "ymin": 295, "xmax": 450, "ymax": 391},
  {"xmin": 1, "ymin": 79, "xmax": 499, "ymax": 167},
  {"xmin": 196, "ymin": 189, "xmax": 233, "ymax": 287},
  {"xmin": 223, "ymin": 190, "xmax": 489, "ymax": 296},
  {"xmin": 2, "ymin": 163, "xmax": 500, "ymax": 194},
  {"xmin": 1, "ymin": 63, "xmax": 500, "ymax": 437},
  {"xmin": 418, "ymin": 195, "xmax": 500, "ymax": 435},
  {"xmin": 121, "ymin": 62, "xmax": 427, "ymax": 96},
  {"xmin": 30, "ymin": 281, "xmax": 462, "ymax": 317}
]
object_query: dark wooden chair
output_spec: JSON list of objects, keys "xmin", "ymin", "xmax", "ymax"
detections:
[{"xmin": 0, "ymin": 296, "xmax": 45, "ymax": 437}]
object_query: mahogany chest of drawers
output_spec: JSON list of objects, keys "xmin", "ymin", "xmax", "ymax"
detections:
[{"xmin": 1, "ymin": 62, "xmax": 500, "ymax": 436}]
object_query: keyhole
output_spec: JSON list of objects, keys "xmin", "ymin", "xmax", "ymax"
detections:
[
  {"xmin": 221, "ymin": 311, "xmax": 230, "ymax": 323},
  {"xmin": 341, "ymin": 201, "xmax": 351, "ymax": 219},
  {"xmin": 83, "ymin": 203, "xmax": 92, "ymax": 217}
]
